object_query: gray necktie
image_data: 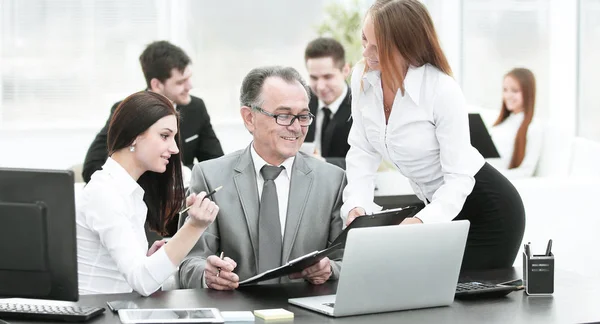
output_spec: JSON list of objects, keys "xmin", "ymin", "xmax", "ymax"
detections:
[{"xmin": 258, "ymin": 165, "xmax": 285, "ymax": 281}]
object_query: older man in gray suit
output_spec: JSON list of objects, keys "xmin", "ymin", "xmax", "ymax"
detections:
[{"xmin": 178, "ymin": 66, "xmax": 346, "ymax": 290}]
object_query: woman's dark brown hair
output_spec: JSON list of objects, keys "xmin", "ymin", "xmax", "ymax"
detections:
[
  {"xmin": 493, "ymin": 68, "xmax": 536, "ymax": 169},
  {"xmin": 369, "ymin": 0, "xmax": 452, "ymax": 94},
  {"xmin": 107, "ymin": 91, "xmax": 185, "ymax": 234}
]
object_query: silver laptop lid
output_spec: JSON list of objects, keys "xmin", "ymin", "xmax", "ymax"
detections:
[{"xmin": 333, "ymin": 220, "xmax": 470, "ymax": 317}]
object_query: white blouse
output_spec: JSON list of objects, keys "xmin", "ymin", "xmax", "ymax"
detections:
[
  {"xmin": 342, "ymin": 62, "xmax": 485, "ymax": 224},
  {"xmin": 76, "ymin": 157, "xmax": 176, "ymax": 296},
  {"xmin": 488, "ymin": 112, "xmax": 542, "ymax": 179}
]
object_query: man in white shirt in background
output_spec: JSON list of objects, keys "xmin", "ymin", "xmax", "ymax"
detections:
[
  {"xmin": 178, "ymin": 66, "xmax": 346, "ymax": 290},
  {"xmin": 303, "ymin": 38, "xmax": 353, "ymax": 167}
]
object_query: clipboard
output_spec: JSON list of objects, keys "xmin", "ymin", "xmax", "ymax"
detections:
[
  {"xmin": 331, "ymin": 206, "xmax": 419, "ymax": 248},
  {"xmin": 468, "ymin": 113, "xmax": 500, "ymax": 158},
  {"xmin": 239, "ymin": 243, "xmax": 342, "ymax": 286}
]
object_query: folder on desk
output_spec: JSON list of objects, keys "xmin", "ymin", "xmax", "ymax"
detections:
[
  {"xmin": 239, "ymin": 243, "xmax": 342, "ymax": 286},
  {"xmin": 331, "ymin": 206, "xmax": 418, "ymax": 248},
  {"xmin": 239, "ymin": 206, "xmax": 417, "ymax": 286}
]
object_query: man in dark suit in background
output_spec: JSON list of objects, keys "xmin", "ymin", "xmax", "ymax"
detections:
[
  {"xmin": 82, "ymin": 41, "xmax": 224, "ymax": 183},
  {"xmin": 304, "ymin": 38, "xmax": 352, "ymax": 166}
]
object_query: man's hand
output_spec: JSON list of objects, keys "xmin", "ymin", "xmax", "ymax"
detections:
[
  {"xmin": 346, "ymin": 207, "xmax": 366, "ymax": 227},
  {"xmin": 400, "ymin": 217, "xmax": 423, "ymax": 225},
  {"xmin": 146, "ymin": 240, "xmax": 167, "ymax": 256},
  {"xmin": 289, "ymin": 257, "xmax": 332, "ymax": 285},
  {"xmin": 204, "ymin": 255, "xmax": 239, "ymax": 290}
]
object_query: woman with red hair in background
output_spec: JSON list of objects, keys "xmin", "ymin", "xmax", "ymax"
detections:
[{"xmin": 490, "ymin": 68, "xmax": 542, "ymax": 179}]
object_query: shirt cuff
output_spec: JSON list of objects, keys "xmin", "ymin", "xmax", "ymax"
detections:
[
  {"xmin": 147, "ymin": 247, "xmax": 178, "ymax": 285},
  {"xmin": 341, "ymin": 199, "xmax": 382, "ymax": 226},
  {"xmin": 413, "ymin": 202, "xmax": 451, "ymax": 224}
]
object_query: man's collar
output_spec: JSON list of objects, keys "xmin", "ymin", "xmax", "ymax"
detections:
[
  {"xmin": 318, "ymin": 84, "xmax": 349, "ymax": 115},
  {"xmin": 250, "ymin": 143, "xmax": 295, "ymax": 177}
]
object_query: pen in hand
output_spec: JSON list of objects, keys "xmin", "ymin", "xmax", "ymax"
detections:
[
  {"xmin": 179, "ymin": 185, "xmax": 223, "ymax": 214},
  {"xmin": 216, "ymin": 251, "xmax": 225, "ymax": 278}
]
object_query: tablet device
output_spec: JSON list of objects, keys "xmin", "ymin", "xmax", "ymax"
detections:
[
  {"xmin": 118, "ymin": 308, "xmax": 224, "ymax": 324},
  {"xmin": 332, "ymin": 206, "xmax": 418, "ymax": 247}
]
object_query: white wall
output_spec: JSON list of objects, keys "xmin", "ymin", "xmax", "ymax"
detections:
[{"xmin": 0, "ymin": 122, "xmax": 252, "ymax": 170}]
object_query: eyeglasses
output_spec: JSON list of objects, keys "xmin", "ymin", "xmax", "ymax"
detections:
[{"xmin": 253, "ymin": 106, "xmax": 315, "ymax": 127}]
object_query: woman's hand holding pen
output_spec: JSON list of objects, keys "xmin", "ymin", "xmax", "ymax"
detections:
[
  {"xmin": 205, "ymin": 255, "xmax": 239, "ymax": 290},
  {"xmin": 346, "ymin": 207, "xmax": 366, "ymax": 226},
  {"xmin": 185, "ymin": 192, "xmax": 219, "ymax": 229}
]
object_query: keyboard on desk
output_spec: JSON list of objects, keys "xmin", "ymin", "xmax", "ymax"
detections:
[
  {"xmin": 455, "ymin": 281, "xmax": 518, "ymax": 299},
  {"xmin": 0, "ymin": 302, "xmax": 105, "ymax": 322}
]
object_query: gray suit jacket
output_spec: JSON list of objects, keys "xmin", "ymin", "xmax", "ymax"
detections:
[{"xmin": 178, "ymin": 145, "xmax": 346, "ymax": 288}]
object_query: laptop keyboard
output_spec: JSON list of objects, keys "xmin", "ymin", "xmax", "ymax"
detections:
[
  {"xmin": 455, "ymin": 281, "xmax": 518, "ymax": 299},
  {"xmin": 319, "ymin": 282, "xmax": 516, "ymax": 307},
  {"xmin": 0, "ymin": 302, "xmax": 105, "ymax": 322}
]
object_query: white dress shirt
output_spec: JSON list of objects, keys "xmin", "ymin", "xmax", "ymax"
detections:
[
  {"xmin": 488, "ymin": 112, "xmax": 542, "ymax": 179},
  {"xmin": 342, "ymin": 62, "xmax": 485, "ymax": 224},
  {"xmin": 314, "ymin": 85, "xmax": 349, "ymax": 154},
  {"xmin": 250, "ymin": 144, "xmax": 295, "ymax": 237},
  {"xmin": 76, "ymin": 157, "xmax": 177, "ymax": 296}
]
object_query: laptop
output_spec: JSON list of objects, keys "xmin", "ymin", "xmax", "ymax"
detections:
[
  {"xmin": 468, "ymin": 113, "xmax": 500, "ymax": 158},
  {"xmin": 288, "ymin": 220, "xmax": 470, "ymax": 317}
]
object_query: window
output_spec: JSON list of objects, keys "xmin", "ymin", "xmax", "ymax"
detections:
[
  {"xmin": 0, "ymin": 0, "xmax": 331, "ymax": 128},
  {"xmin": 461, "ymin": 0, "xmax": 550, "ymax": 118},
  {"xmin": 578, "ymin": 0, "xmax": 600, "ymax": 141},
  {"xmin": 0, "ymin": 0, "xmax": 167, "ymax": 128}
]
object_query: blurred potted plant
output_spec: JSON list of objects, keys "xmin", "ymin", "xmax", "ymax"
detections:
[{"xmin": 315, "ymin": 0, "xmax": 364, "ymax": 69}]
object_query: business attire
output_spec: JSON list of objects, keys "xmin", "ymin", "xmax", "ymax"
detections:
[
  {"xmin": 488, "ymin": 112, "xmax": 542, "ymax": 179},
  {"xmin": 82, "ymin": 95, "xmax": 224, "ymax": 183},
  {"xmin": 342, "ymin": 62, "xmax": 525, "ymax": 271},
  {"xmin": 305, "ymin": 86, "xmax": 353, "ymax": 158},
  {"xmin": 76, "ymin": 158, "xmax": 176, "ymax": 296},
  {"xmin": 178, "ymin": 145, "xmax": 346, "ymax": 288}
]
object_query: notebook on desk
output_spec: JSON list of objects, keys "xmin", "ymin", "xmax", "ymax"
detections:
[{"xmin": 288, "ymin": 221, "xmax": 470, "ymax": 317}]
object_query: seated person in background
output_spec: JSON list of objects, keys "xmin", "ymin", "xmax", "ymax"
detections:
[
  {"xmin": 303, "ymin": 37, "xmax": 352, "ymax": 166},
  {"xmin": 178, "ymin": 66, "xmax": 346, "ymax": 290},
  {"xmin": 82, "ymin": 40, "xmax": 224, "ymax": 185},
  {"xmin": 77, "ymin": 91, "xmax": 219, "ymax": 296},
  {"xmin": 489, "ymin": 68, "xmax": 542, "ymax": 179}
]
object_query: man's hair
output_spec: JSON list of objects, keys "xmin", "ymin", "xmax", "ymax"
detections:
[
  {"xmin": 139, "ymin": 41, "xmax": 191, "ymax": 88},
  {"xmin": 240, "ymin": 66, "xmax": 311, "ymax": 108},
  {"xmin": 304, "ymin": 37, "xmax": 346, "ymax": 68}
]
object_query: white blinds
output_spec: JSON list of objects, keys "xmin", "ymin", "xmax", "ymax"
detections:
[
  {"xmin": 0, "ymin": 0, "xmax": 333, "ymax": 129},
  {"xmin": 0, "ymin": 0, "xmax": 163, "ymax": 128}
]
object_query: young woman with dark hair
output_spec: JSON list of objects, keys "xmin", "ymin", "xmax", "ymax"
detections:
[
  {"xmin": 343, "ymin": 0, "xmax": 525, "ymax": 271},
  {"xmin": 77, "ymin": 91, "xmax": 219, "ymax": 296},
  {"xmin": 490, "ymin": 68, "xmax": 542, "ymax": 178}
]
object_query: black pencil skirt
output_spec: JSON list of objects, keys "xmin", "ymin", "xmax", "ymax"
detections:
[{"xmin": 453, "ymin": 162, "xmax": 526, "ymax": 271}]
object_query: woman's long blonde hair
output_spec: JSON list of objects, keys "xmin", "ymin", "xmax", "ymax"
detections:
[{"xmin": 367, "ymin": 0, "xmax": 452, "ymax": 94}]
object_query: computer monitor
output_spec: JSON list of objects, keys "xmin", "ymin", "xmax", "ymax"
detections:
[{"xmin": 0, "ymin": 168, "xmax": 78, "ymax": 301}]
